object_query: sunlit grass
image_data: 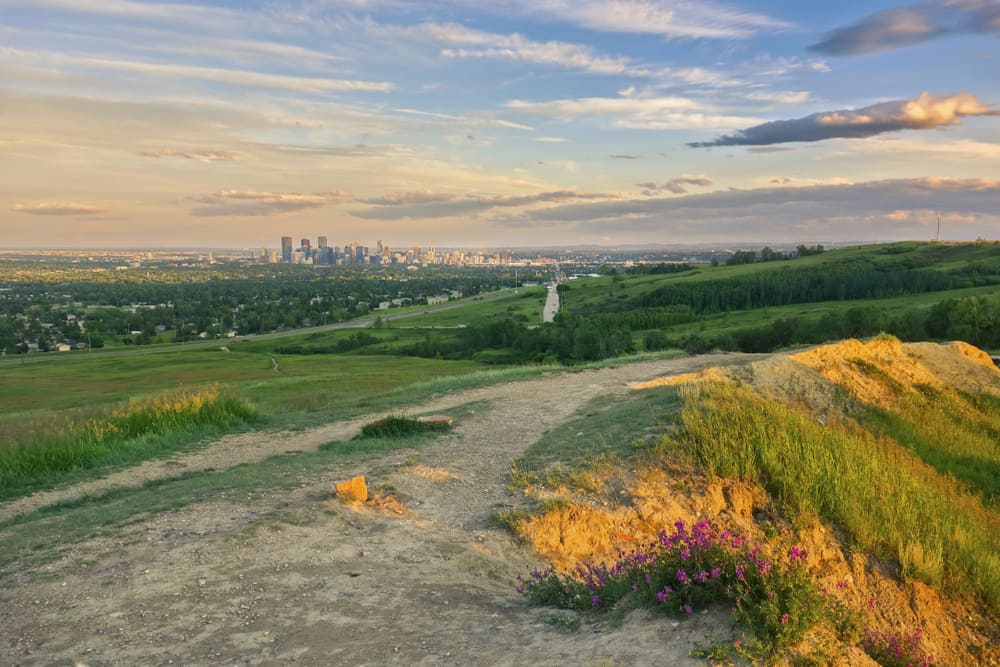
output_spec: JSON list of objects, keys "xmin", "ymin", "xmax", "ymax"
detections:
[
  {"xmin": 0, "ymin": 386, "xmax": 260, "ymax": 501},
  {"xmin": 670, "ymin": 381, "xmax": 1000, "ymax": 611}
]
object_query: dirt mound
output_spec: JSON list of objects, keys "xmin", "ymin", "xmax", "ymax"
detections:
[
  {"xmin": 514, "ymin": 338, "xmax": 1000, "ymax": 665},
  {"xmin": 789, "ymin": 337, "xmax": 1000, "ymax": 407}
]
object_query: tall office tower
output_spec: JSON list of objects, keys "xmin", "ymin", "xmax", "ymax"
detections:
[
  {"xmin": 318, "ymin": 236, "xmax": 328, "ymax": 249},
  {"xmin": 376, "ymin": 240, "xmax": 383, "ymax": 255},
  {"xmin": 300, "ymin": 238, "xmax": 311, "ymax": 249},
  {"xmin": 355, "ymin": 245, "xmax": 365, "ymax": 263},
  {"xmin": 281, "ymin": 236, "xmax": 292, "ymax": 263}
]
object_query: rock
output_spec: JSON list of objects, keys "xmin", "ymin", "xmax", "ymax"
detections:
[{"xmin": 335, "ymin": 476, "xmax": 368, "ymax": 502}]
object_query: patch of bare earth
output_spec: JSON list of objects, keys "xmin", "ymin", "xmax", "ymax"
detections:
[{"xmin": 0, "ymin": 353, "xmax": 762, "ymax": 666}]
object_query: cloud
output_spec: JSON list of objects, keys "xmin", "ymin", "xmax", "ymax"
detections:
[
  {"xmin": 533, "ymin": 136, "xmax": 568, "ymax": 143},
  {"xmin": 12, "ymin": 202, "xmax": 104, "ymax": 216},
  {"xmin": 393, "ymin": 107, "xmax": 534, "ymax": 131},
  {"xmin": 361, "ymin": 190, "xmax": 457, "ymax": 205},
  {"xmin": 690, "ymin": 92, "xmax": 998, "ymax": 147},
  {"xmin": 140, "ymin": 148, "xmax": 236, "ymax": 162},
  {"xmin": 746, "ymin": 146, "xmax": 793, "ymax": 153},
  {"xmin": 14, "ymin": 0, "xmax": 236, "ymax": 27},
  {"xmin": 353, "ymin": 190, "xmax": 619, "ymax": 220},
  {"xmin": 528, "ymin": 177, "xmax": 1000, "ymax": 222},
  {"xmin": 611, "ymin": 154, "xmax": 640, "ymax": 159},
  {"xmin": 505, "ymin": 95, "xmax": 761, "ymax": 129},
  {"xmin": 191, "ymin": 190, "xmax": 351, "ymax": 217},
  {"xmin": 374, "ymin": 21, "xmax": 647, "ymax": 76},
  {"xmin": 75, "ymin": 54, "xmax": 394, "ymax": 93},
  {"xmin": 638, "ymin": 174, "xmax": 713, "ymax": 195},
  {"xmin": 505, "ymin": 0, "xmax": 792, "ymax": 39},
  {"xmin": 811, "ymin": 1, "xmax": 1000, "ymax": 56},
  {"xmin": 513, "ymin": 177, "xmax": 1000, "ymax": 241},
  {"xmin": 745, "ymin": 90, "xmax": 813, "ymax": 105}
]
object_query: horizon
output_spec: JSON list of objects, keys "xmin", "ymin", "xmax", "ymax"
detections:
[{"xmin": 2, "ymin": 1, "xmax": 999, "ymax": 247}]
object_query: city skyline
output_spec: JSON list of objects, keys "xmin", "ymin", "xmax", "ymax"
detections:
[{"xmin": 2, "ymin": 1, "xmax": 1000, "ymax": 248}]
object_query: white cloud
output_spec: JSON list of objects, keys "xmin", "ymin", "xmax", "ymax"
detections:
[
  {"xmin": 78, "ymin": 55, "xmax": 394, "ymax": 93},
  {"xmin": 12, "ymin": 202, "xmax": 104, "ymax": 215},
  {"xmin": 505, "ymin": 91, "xmax": 762, "ymax": 129},
  {"xmin": 5, "ymin": 0, "xmax": 237, "ymax": 26},
  {"xmin": 393, "ymin": 107, "xmax": 535, "ymax": 131},
  {"xmin": 505, "ymin": 0, "xmax": 792, "ymax": 39},
  {"xmin": 506, "ymin": 95, "xmax": 695, "ymax": 116},
  {"xmin": 381, "ymin": 21, "xmax": 647, "ymax": 76},
  {"xmin": 745, "ymin": 90, "xmax": 813, "ymax": 105},
  {"xmin": 139, "ymin": 148, "xmax": 236, "ymax": 162}
]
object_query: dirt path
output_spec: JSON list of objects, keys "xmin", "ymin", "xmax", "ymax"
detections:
[{"xmin": 0, "ymin": 353, "xmax": 759, "ymax": 666}]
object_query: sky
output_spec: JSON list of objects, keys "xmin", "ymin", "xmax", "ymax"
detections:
[{"xmin": 1, "ymin": 0, "xmax": 999, "ymax": 249}]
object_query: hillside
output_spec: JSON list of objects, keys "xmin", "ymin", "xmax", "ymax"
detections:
[{"xmin": 1, "ymin": 338, "xmax": 997, "ymax": 665}]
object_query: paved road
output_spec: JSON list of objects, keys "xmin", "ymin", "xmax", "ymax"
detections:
[{"xmin": 542, "ymin": 283, "xmax": 560, "ymax": 323}]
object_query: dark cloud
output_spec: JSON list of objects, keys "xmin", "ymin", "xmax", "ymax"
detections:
[
  {"xmin": 638, "ymin": 175, "xmax": 713, "ymax": 195},
  {"xmin": 514, "ymin": 178, "xmax": 1000, "ymax": 243},
  {"xmin": 746, "ymin": 146, "xmax": 792, "ymax": 153},
  {"xmin": 13, "ymin": 202, "xmax": 104, "ymax": 216},
  {"xmin": 191, "ymin": 190, "xmax": 350, "ymax": 217},
  {"xmin": 690, "ymin": 92, "xmax": 997, "ymax": 147},
  {"xmin": 352, "ymin": 190, "xmax": 619, "ymax": 220},
  {"xmin": 811, "ymin": 1, "xmax": 1000, "ymax": 56}
]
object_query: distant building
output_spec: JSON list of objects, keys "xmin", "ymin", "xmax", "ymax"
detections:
[{"xmin": 281, "ymin": 236, "xmax": 292, "ymax": 263}]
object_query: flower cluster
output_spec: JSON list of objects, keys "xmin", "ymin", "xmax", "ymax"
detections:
[
  {"xmin": 861, "ymin": 626, "xmax": 935, "ymax": 667},
  {"xmin": 518, "ymin": 520, "xmax": 825, "ymax": 653}
]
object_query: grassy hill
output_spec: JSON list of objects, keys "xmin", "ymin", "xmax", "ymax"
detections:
[
  {"xmin": 512, "ymin": 336, "xmax": 1000, "ymax": 664},
  {"xmin": 557, "ymin": 240, "xmax": 1000, "ymax": 355}
]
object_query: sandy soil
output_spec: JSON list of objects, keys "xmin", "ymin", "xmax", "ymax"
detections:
[{"xmin": 0, "ymin": 353, "xmax": 759, "ymax": 667}]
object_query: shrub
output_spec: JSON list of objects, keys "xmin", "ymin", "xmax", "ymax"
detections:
[
  {"xmin": 861, "ymin": 626, "xmax": 934, "ymax": 666},
  {"xmin": 357, "ymin": 415, "xmax": 451, "ymax": 439}
]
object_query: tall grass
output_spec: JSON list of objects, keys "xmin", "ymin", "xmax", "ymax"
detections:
[
  {"xmin": 672, "ymin": 381, "xmax": 1000, "ymax": 611},
  {"xmin": 0, "ymin": 387, "xmax": 260, "ymax": 501},
  {"xmin": 858, "ymin": 387, "xmax": 1000, "ymax": 504}
]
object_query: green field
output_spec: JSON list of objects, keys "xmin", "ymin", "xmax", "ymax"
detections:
[
  {"xmin": 396, "ymin": 286, "xmax": 547, "ymax": 326},
  {"xmin": 4, "ymin": 240, "xmax": 999, "ymax": 505}
]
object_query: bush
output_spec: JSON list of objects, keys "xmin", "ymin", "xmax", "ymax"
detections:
[
  {"xmin": 861, "ymin": 626, "xmax": 934, "ymax": 666},
  {"xmin": 357, "ymin": 415, "xmax": 451, "ymax": 439}
]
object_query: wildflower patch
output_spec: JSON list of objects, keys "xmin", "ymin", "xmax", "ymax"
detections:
[{"xmin": 519, "ymin": 519, "xmax": 841, "ymax": 657}]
